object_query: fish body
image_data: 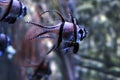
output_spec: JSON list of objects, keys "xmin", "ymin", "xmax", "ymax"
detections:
[
  {"xmin": 44, "ymin": 22, "xmax": 74, "ymax": 40},
  {"xmin": 43, "ymin": 21, "xmax": 86, "ymax": 42},
  {"xmin": 27, "ymin": 10, "xmax": 87, "ymax": 54}
]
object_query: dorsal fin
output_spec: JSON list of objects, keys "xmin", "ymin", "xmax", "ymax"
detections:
[
  {"xmin": 39, "ymin": 10, "xmax": 65, "ymax": 22},
  {"xmin": 26, "ymin": 10, "xmax": 65, "ymax": 29},
  {"xmin": 26, "ymin": 10, "xmax": 66, "ymax": 48},
  {"xmin": 39, "ymin": 10, "xmax": 65, "ymax": 48}
]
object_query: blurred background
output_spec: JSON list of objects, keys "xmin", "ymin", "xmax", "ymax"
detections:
[{"xmin": 0, "ymin": 0, "xmax": 120, "ymax": 80}]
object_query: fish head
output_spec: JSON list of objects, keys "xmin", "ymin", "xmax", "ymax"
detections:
[{"xmin": 77, "ymin": 25, "xmax": 88, "ymax": 41}]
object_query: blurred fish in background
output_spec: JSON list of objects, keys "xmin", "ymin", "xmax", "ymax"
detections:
[
  {"xmin": 0, "ymin": 33, "xmax": 16, "ymax": 59},
  {"xmin": 0, "ymin": 0, "xmax": 26, "ymax": 23}
]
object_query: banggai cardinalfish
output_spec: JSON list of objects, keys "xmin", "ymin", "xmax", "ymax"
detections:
[{"xmin": 26, "ymin": 10, "xmax": 88, "ymax": 54}]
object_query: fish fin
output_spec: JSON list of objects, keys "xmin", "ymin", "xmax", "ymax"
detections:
[
  {"xmin": 46, "ymin": 45, "xmax": 56, "ymax": 55},
  {"xmin": 37, "ymin": 36, "xmax": 54, "ymax": 39},
  {"xmin": 28, "ymin": 31, "xmax": 50, "ymax": 40},
  {"xmin": 26, "ymin": 22, "xmax": 57, "ymax": 29},
  {"xmin": 62, "ymin": 47, "xmax": 70, "ymax": 54},
  {"xmin": 39, "ymin": 10, "xmax": 65, "ymax": 22},
  {"xmin": 73, "ymin": 42, "xmax": 79, "ymax": 54}
]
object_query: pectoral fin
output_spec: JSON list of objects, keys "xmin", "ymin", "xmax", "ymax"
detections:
[{"xmin": 73, "ymin": 42, "xmax": 79, "ymax": 54}]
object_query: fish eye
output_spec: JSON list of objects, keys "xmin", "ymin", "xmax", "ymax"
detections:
[{"xmin": 79, "ymin": 29, "xmax": 83, "ymax": 34}]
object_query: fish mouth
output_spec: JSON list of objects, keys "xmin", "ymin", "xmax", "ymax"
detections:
[
  {"xmin": 80, "ymin": 37, "xmax": 84, "ymax": 41},
  {"xmin": 81, "ymin": 28, "xmax": 88, "ymax": 41},
  {"xmin": 80, "ymin": 32, "xmax": 87, "ymax": 41}
]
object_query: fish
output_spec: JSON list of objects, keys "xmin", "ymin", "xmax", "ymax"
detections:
[
  {"xmin": 31, "ymin": 60, "xmax": 51, "ymax": 80},
  {"xmin": 26, "ymin": 10, "xmax": 87, "ymax": 54}
]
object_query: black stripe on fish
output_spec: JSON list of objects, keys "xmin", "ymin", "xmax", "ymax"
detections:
[
  {"xmin": 57, "ymin": 23, "xmax": 65, "ymax": 48},
  {"xmin": 70, "ymin": 14, "xmax": 77, "ymax": 42}
]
